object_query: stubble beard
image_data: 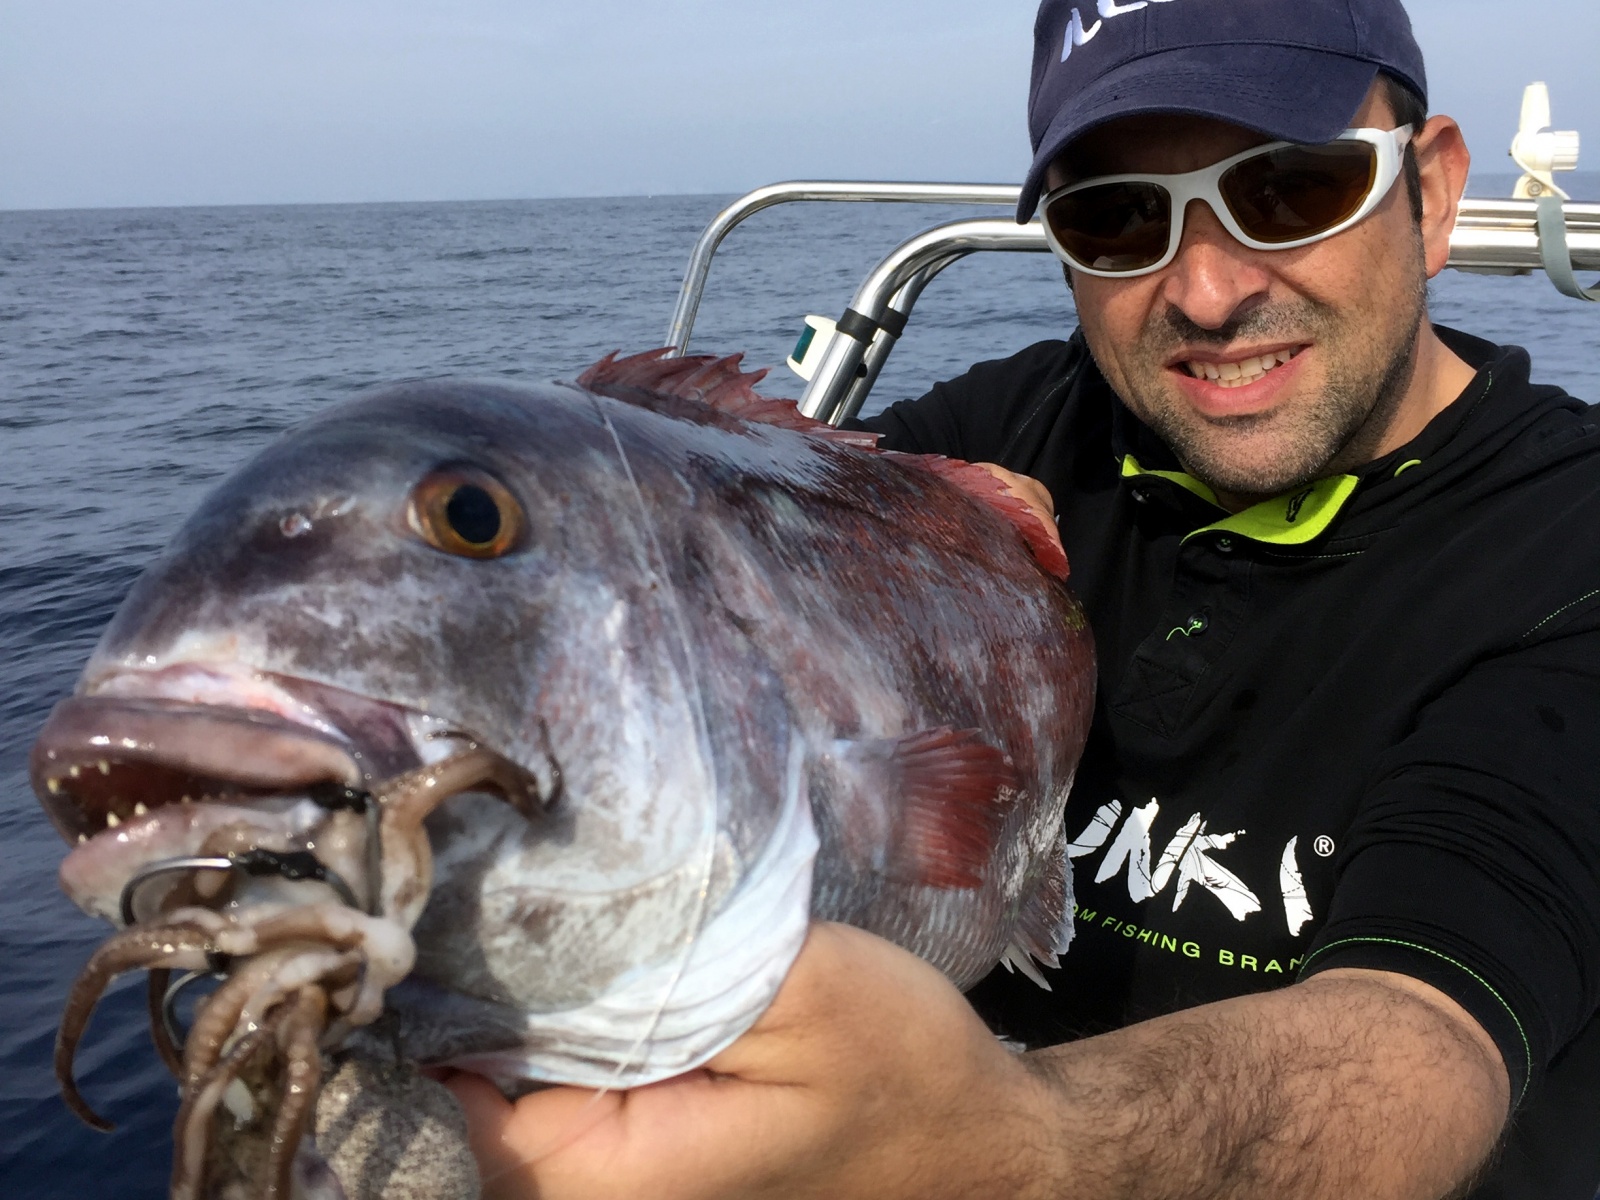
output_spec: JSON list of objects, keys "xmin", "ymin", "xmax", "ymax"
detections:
[{"xmin": 1110, "ymin": 280, "xmax": 1429, "ymax": 501}]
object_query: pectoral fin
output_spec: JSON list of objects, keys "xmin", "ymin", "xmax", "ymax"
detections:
[{"xmin": 825, "ymin": 727, "xmax": 1019, "ymax": 890}]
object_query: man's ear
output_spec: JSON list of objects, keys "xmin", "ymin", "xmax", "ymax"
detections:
[
  {"xmin": 1062, "ymin": 261, "xmax": 1076, "ymax": 294},
  {"xmin": 1413, "ymin": 115, "xmax": 1471, "ymax": 279}
]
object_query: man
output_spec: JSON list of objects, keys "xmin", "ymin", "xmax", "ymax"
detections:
[{"xmin": 447, "ymin": 1, "xmax": 1600, "ymax": 1196}]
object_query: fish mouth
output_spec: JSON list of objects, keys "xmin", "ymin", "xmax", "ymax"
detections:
[
  {"xmin": 30, "ymin": 664, "xmax": 544, "ymax": 924},
  {"xmin": 29, "ymin": 662, "xmax": 433, "ymax": 843},
  {"xmin": 31, "ymin": 693, "xmax": 368, "ymax": 844}
]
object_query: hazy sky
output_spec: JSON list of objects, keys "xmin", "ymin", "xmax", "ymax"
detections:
[{"xmin": 2, "ymin": 0, "xmax": 1596, "ymax": 210}]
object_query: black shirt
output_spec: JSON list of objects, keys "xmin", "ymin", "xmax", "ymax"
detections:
[{"xmin": 858, "ymin": 328, "xmax": 1600, "ymax": 1200}]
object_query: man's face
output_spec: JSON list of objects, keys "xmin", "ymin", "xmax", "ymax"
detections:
[{"xmin": 1056, "ymin": 86, "xmax": 1433, "ymax": 502}]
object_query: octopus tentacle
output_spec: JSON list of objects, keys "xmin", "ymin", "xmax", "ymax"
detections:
[
  {"xmin": 373, "ymin": 747, "xmax": 538, "ymax": 922},
  {"xmin": 62, "ymin": 752, "xmax": 525, "ymax": 1192},
  {"xmin": 236, "ymin": 949, "xmax": 358, "ymax": 1046},
  {"xmin": 169, "ymin": 1013, "xmax": 279, "ymax": 1200},
  {"xmin": 56, "ymin": 922, "xmax": 219, "ymax": 1130},
  {"xmin": 227, "ymin": 905, "xmax": 416, "ymax": 1028},
  {"xmin": 182, "ymin": 949, "xmax": 296, "ymax": 1090},
  {"xmin": 182, "ymin": 903, "xmax": 401, "ymax": 1085},
  {"xmin": 221, "ymin": 905, "xmax": 376, "ymax": 955},
  {"xmin": 264, "ymin": 986, "xmax": 329, "ymax": 1200}
]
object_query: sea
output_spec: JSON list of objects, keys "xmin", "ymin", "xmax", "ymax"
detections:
[{"xmin": 2, "ymin": 176, "xmax": 1597, "ymax": 1196}]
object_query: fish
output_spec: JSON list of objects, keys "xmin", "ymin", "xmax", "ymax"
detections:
[{"xmin": 29, "ymin": 349, "xmax": 1095, "ymax": 1198}]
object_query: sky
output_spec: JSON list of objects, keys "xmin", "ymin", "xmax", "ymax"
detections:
[{"xmin": 1, "ymin": 0, "xmax": 1596, "ymax": 211}]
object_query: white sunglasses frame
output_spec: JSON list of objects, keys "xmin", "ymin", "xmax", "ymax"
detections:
[{"xmin": 1038, "ymin": 125, "xmax": 1416, "ymax": 278}]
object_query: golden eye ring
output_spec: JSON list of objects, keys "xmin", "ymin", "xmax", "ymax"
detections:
[{"xmin": 408, "ymin": 468, "xmax": 524, "ymax": 559}]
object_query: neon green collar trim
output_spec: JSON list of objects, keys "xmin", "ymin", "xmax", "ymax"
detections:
[
  {"xmin": 1121, "ymin": 455, "xmax": 1360, "ymax": 546},
  {"xmin": 1120, "ymin": 455, "xmax": 1220, "ymax": 506}
]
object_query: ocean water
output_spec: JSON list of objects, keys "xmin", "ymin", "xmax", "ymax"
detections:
[{"xmin": 2, "ymin": 181, "xmax": 1598, "ymax": 1196}]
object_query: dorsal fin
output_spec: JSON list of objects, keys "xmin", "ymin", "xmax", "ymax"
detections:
[
  {"xmin": 577, "ymin": 349, "xmax": 880, "ymax": 449},
  {"xmin": 893, "ymin": 454, "xmax": 1071, "ymax": 581},
  {"xmin": 578, "ymin": 349, "xmax": 1068, "ymax": 579}
]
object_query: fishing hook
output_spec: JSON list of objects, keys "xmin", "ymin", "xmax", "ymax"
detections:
[{"xmin": 119, "ymin": 850, "xmax": 362, "ymax": 928}]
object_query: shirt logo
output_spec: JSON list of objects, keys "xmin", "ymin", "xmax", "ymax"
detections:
[
  {"xmin": 1061, "ymin": 0, "xmax": 1188, "ymax": 62},
  {"xmin": 1067, "ymin": 795, "xmax": 1316, "ymax": 935}
]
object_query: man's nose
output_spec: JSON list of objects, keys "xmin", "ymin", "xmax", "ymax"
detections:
[{"xmin": 1158, "ymin": 198, "xmax": 1273, "ymax": 329}]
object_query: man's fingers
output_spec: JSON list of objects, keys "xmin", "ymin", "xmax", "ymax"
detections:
[
  {"xmin": 708, "ymin": 924, "xmax": 989, "ymax": 1081},
  {"xmin": 973, "ymin": 463, "xmax": 1063, "ymax": 560},
  {"xmin": 444, "ymin": 1071, "xmax": 617, "ymax": 1198},
  {"xmin": 976, "ymin": 463, "xmax": 1056, "ymax": 518},
  {"xmin": 443, "ymin": 926, "xmax": 1030, "ymax": 1200}
]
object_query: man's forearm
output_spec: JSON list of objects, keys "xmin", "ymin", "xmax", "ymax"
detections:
[{"xmin": 1015, "ymin": 968, "xmax": 1509, "ymax": 1200}]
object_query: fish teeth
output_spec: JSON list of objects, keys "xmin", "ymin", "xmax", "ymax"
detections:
[
  {"xmin": 133, "ymin": 801, "xmax": 148, "ymax": 816},
  {"xmin": 97, "ymin": 760, "xmax": 110, "ymax": 775},
  {"xmin": 47, "ymin": 778, "xmax": 62, "ymax": 794},
  {"xmin": 105, "ymin": 812, "xmax": 121, "ymax": 828},
  {"xmin": 77, "ymin": 834, "xmax": 87, "ymax": 845}
]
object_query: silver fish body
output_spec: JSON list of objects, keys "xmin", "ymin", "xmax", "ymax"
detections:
[{"xmin": 32, "ymin": 354, "xmax": 1093, "ymax": 1192}]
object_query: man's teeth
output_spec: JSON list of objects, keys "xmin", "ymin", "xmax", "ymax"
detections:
[{"xmin": 1185, "ymin": 350, "xmax": 1297, "ymax": 388}]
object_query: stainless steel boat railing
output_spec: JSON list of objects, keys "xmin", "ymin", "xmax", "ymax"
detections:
[
  {"xmin": 662, "ymin": 183, "xmax": 1021, "ymax": 359},
  {"xmin": 663, "ymin": 181, "xmax": 1600, "ymax": 424}
]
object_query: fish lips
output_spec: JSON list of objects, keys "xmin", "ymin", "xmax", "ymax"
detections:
[{"xmin": 30, "ymin": 694, "xmax": 365, "ymax": 845}]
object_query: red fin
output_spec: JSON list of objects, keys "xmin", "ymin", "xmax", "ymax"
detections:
[
  {"xmin": 578, "ymin": 349, "xmax": 881, "ymax": 449},
  {"xmin": 578, "ymin": 351, "xmax": 1064, "ymax": 578},
  {"xmin": 896, "ymin": 454, "xmax": 1071, "ymax": 581},
  {"xmin": 887, "ymin": 727, "xmax": 1020, "ymax": 889}
]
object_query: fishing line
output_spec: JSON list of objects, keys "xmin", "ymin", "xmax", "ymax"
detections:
[{"xmin": 583, "ymin": 394, "xmax": 723, "ymax": 1094}]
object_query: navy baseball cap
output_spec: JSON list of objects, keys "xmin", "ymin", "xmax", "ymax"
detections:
[{"xmin": 1019, "ymin": 0, "xmax": 1428, "ymax": 221}]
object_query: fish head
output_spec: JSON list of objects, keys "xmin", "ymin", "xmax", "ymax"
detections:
[
  {"xmin": 31, "ymin": 379, "xmax": 730, "ymax": 972},
  {"xmin": 86, "ymin": 379, "xmax": 586, "ymax": 749}
]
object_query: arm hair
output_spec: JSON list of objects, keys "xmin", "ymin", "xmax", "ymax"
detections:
[{"xmin": 1015, "ymin": 968, "xmax": 1509, "ymax": 1200}]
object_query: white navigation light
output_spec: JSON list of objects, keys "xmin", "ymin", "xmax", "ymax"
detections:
[{"xmin": 1510, "ymin": 82, "xmax": 1581, "ymax": 201}]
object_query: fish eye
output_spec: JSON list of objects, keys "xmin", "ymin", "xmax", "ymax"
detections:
[{"xmin": 408, "ymin": 468, "xmax": 524, "ymax": 559}]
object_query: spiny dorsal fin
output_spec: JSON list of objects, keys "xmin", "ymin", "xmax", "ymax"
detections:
[
  {"xmin": 579, "ymin": 349, "xmax": 1069, "ymax": 579},
  {"xmin": 577, "ymin": 348, "xmax": 881, "ymax": 449}
]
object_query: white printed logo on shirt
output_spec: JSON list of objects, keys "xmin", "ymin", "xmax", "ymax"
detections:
[{"xmin": 1067, "ymin": 796, "xmax": 1315, "ymax": 934}]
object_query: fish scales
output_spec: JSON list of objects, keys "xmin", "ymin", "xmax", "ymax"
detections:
[{"xmin": 30, "ymin": 350, "xmax": 1094, "ymax": 1199}]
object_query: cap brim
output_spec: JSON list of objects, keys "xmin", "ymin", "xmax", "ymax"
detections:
[{"xmin": 1018, "ymin": 45, "xmax": 1381, "ymax": 221}]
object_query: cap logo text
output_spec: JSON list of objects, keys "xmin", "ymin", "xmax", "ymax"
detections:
[{"xmin": 1061, "ymin": 0, "xmax": 1186, "ymax": 63}]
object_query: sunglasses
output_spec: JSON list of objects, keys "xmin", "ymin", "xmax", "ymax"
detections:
[{"xmin": 1038, "ymin": 126, "xmax": 1415, "ymax": 278}]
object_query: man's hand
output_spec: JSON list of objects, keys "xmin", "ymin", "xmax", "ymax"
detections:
[
  {"xmin": 444, "ymin": 923, "xmax": 1048, "ymax": 1200},
  {"xmin": 447, "ymin": 924, "xmax": 1509, "ymax": 1200},
  {"xmin": 975, "ymin": 463, "xmax": 1061, "ymax": 548}
]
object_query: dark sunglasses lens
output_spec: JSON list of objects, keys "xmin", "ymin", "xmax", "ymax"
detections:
[
  {"xmin": 1221, "ymin": 141, "xmax": 1378, "ymax": 244},
  {"xmin": 1045, "ymin": 182, "xmax": 1171, "ymax": 272}
]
